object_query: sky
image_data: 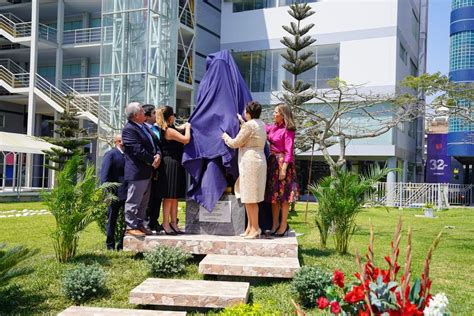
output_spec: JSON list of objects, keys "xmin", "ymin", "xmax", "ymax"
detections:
[{"xmin": 427, "ymin": 0, "xmax": 451, "ymax": 75}]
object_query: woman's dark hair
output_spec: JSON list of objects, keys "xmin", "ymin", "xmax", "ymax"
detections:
[{"xmin": 245, "ymin": 101, "xmax": 262, "ymax": 119}]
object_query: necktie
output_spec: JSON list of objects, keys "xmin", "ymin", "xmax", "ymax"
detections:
[{"xmin": 140, "ymin": 124, "xmax": 156, "ymax": 153}]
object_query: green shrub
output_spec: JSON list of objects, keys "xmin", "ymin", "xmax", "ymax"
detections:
[
  {"xmin": 0, "ymin": 243, "xmax": 38, "ymax": 287},
  {"xmin": 62, "ymin": 263, "xmax": 107, "ymax": 305},
  {"xmin": 42, "ymin": 155, "xmax": 117, "ymax": 262},
  {"xmin": 291, "ymin": 266, "xmax": 332, "ymax": 308},
  {"xmin": 219, "ymin": 303, "xmax": 269, "ymax": 315},
  {"xmin": 144, "ymin": 245, "xmax": 192, "ymax": 277}
]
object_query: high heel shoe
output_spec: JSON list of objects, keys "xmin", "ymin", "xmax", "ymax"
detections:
[
  {"xmin": 274, "ymin": 224, "xmax": 289, "ymax": 237},
  {"xmin": 170, "ymin": 225, "xmax": 184, "ymax": 235},
  {"xmin": 268, "ymin": 225, "xmax": 280, "ymax": 236},
  {"xmin": 240, "ymin": 227, "xmax": 251, "ymax": 237},
  {"xmin": 244, "ymin": 229, "xmax": 262, "ymax": 239},
  {"xmin": 162, "ymin": 226, "xmax": 177, "ymax": 235}
]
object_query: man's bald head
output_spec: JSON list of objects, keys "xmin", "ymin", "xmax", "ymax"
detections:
[{"xmin": 114, "ymin": 134, "xmax": 123, "ymax": 150}]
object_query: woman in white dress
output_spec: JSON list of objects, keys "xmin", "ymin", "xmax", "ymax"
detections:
[{"xmin": 222, "ymin": 101, "xmax": 267, "ymax": 239}]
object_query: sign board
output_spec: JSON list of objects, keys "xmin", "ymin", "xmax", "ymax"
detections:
[
  {"xmin": 426, "ymin": 134, "xmax": 451, "ymax": 183},
  {"xmin": 199, "ymin": 201, "xmax": 232, "ymax": 223}
]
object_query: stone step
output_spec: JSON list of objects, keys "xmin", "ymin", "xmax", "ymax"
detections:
[
  {"xmin": 124, "ymin": 232, "xmax": 298, "ymax": 258},
  {"xmin": 199, "ymin": 254, "xmax": 300, "ymax": 278},
  {"xmin": 129, "ymin": 278, "xmax": 249, "ymax": 309},
  {"xmin": 58, "ymin": 306, "xmax": 186, "ymax": 315}
]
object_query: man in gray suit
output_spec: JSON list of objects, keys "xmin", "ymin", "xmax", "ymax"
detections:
[{"xmin": 122, "ymin": 102, "xmax": 161, "ymax": 237}]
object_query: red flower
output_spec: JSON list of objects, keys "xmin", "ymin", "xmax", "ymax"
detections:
[
  {"xmin": 402, "ymin": 302, "xmax": 423, "ymax": 315},
  {"xmin": 333, "ymin": 270, "xmax": 345, "ymax": 288},
  {"xmin": 316, "ymin": 296, "xmax": 330, "ymax": 309},
  {"xmin": 330, "ymin": 301, "xmax": 341, "ymax": 314},
  {"xmin": 344, "ymin": 284, "xmax": 365, "ymax": 303}
]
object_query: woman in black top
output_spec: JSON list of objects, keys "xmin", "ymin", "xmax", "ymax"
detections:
[{"xmin": 156, "ymin": 106, "xmax": 191, "ymax": 235}]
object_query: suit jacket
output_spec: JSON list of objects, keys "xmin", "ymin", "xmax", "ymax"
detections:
[
  {"xmin": 100, "ymin": 147, "xmax": 127, "ymax": 200},
  {"xmin": 122, "ymin": 120, "xmax": 161, "ymax": 181}
]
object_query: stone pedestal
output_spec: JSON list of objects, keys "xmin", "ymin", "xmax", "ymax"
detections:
[{"xmin": 185, "ymin": 194, "xmax": 245, "ymax": 236}]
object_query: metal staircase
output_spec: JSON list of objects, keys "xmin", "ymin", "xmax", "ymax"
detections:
[
  {"xmin": 0, "ymin": 13, "xmax": 57, "ymax": 44},
  {"xmin": 0, "ymin": 59, "xmax": 111, "ymax": 128}
]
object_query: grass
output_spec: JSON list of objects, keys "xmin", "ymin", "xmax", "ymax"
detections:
[{"xmin": 0, "ymin": 201, "xmax": 473, "ymax": 314}]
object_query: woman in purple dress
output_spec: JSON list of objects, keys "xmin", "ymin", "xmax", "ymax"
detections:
[{"xmin": 265, "ymin": 103, "xmax": 299, "ymax": 237}]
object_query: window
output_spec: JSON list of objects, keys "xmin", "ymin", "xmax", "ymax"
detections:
[
  {"xmin": 399, "ymin": 42, "xmax": 407, "ymax": 64},
  {"xmin": 0, "ymin": 113, "xmax": 5, "ymax": 128},
  {"xmin": 233, "ymin": 44, "xmax": 340, "ymax": 92},
  {"xmin": 233, "ymin": 0, "xmax": 276, "ymax": 12},
  {"xmin": 410, "ymin": 59, "xmax": 418, "ymax": 76},
  {"xmin": 63, "ymin": 20, "xmax": 82, "ymax": 31},
  {"xmin": 62, "ymin": 64, "xmax": 81, "ymax": 78},
  {"xmin": 233, "ymin": 0, "xmax": 316, "ymax": 12},
  {"xmin": 91, "ymin": 18, "xmax": 101, "ymax": 28},
  {"xmin": 90, "ymin": 63, "xmax": 100, "ymax": 76},
  {"xmin": 38, "ymin": 66, "xmax": 55, "ymax": 83}
]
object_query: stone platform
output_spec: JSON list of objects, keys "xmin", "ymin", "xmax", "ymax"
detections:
[
  {"xmin": 58, "ymin": 306, "xmax": 186, "ymax": 315},
  {"xmin": 185, "ymin": 195, "xmax": 245, "ymax": 236},
  {"xmin": 129, "ymin": 278, "xmax": 249, "ymax": 309},
  {"xmin": 199, "ymin": 254, "xmax": 300, "ymax": 278},
  {"xmin": 123, "ymin": 232, "xmax": 298, "ymax": 258}
]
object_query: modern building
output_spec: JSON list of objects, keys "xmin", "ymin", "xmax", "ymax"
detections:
[
  {"xmin": 0, "ymin": 0, "xmax": 428, "ymax": 196},
  {"xmin": 0, "ymin": 0, "xmax": 196, "ymax": 195},
  {"xmin": 448, "ymin": 0, "xmax": 474, "ymax": 185},
  {"xmin": 220, "ymin": 0, "xmax": 428, "ymax": 190}
]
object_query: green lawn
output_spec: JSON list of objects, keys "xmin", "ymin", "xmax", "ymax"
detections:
[{"xmin": 0, "ymin": 201, "xmax": 473, "ymax": 314}]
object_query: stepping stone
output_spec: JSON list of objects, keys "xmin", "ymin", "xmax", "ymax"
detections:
[
  {"xmin": 124, "ymin": 232, "xmax": 298, "ymax": 258},
  {"xmin": 58, "ymin": 306, "xmax": 186, "ymax": 315},
  {"xmin": 129, "ymin": 278, "xmax": 249, "ymax": 308},
  {"xmin": 199, "ymin": 254, "xmax": 300, "ymax": 278}
]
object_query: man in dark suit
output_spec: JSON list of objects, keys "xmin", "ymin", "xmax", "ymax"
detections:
[
  {"xmin": 122, "ymin": 102, "xmax": 161, "ymax": 237},
  {"xmin": 100, "ymin": 134, "xmax": 127, "ymax": 250},
  {"xmin": 142, "ymin": 104, "xmax": 162, "ymax": 233}
]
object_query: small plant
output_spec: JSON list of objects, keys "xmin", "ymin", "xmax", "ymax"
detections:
[
  {"xmin": 0, "ymin": 243, "xmax": 38, "ymax": 287},
  {"xmin": 62, "ymin": 263, "xmax": 107, "ymax": 305},
  {"xmin": 310, "ymin": 165, "xmax": 392, "ymax": 254},
  {"xmin": 291, "ymin": 266, "xmax": 333, "ymax": 308},
  {"xmin": 220, "ymin": 303, "xmax": 269, "ymax": 315},
  {"xmin": 42, "ymin": 155, "xmax": 116, "ymax": 262},
  {"xmin": 144, "ymin": 245, "xmax": 192, "ymax": 277}
]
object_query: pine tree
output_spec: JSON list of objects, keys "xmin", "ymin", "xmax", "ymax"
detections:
[
  {"xmin": 280, "ymin": 3, "xmax": 317, "ymax": 110},
  {"xmin": 42, "ymin": 98, "xmax": 91, "ymax": 171}
]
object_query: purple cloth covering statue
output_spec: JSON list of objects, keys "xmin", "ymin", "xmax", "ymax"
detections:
[{"xmin": 182, "ymin": 50, "xmax": 252, "ymax": 211}]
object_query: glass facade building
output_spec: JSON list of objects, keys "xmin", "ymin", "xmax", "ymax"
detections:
[{"xmin": 448, "ymin": 0, "xmax": 474, "ymax": 160}]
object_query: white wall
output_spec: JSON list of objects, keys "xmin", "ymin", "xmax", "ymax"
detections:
[
  {"xmin": 339, "ymin": 37, "xmax": 397, "ymax": 89},
  {"xmin": 221, "ymin": 0, "xmax": 398, "ymax": 47}
]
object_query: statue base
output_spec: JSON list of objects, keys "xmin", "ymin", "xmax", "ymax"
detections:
[{"xmin": 185, "ymin": 194, "xmax": 245, "ymax": 236}]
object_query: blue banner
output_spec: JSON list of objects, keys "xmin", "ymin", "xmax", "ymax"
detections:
[{"xmin": 426, "ymin": 134, "xmax": 452, "ymax": 183}]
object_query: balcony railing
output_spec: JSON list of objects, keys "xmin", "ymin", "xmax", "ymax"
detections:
[
  {"xmin": 177, "ymin": 62, "xmax": 192, "ymax": 85},
  {"xmin": 179, "ymin": 5, "xmax": 194, "ymax": 29},
  {"xmin": 63, "ymin": 27, "xmax": 102, "ymax": 45},
  {"xmin": 61, "ymin": 77, "xmax": 101, "ymax": 94}
]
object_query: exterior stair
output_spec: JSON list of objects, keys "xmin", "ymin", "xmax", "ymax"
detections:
[
  {"xmin": 0, "ymin": 59, "xmax": 112, "ymax": 129},
  {"xmin": 0, "ymin": 13, "xmax": 57, "ymax": 45}
]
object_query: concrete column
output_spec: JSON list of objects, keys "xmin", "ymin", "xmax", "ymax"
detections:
[
  {"xmin": 26, "ymin": 0, "xmax": 40, "ymax": 188},
  {"xmin": 81, "ymin": 57, "xmax": 88, "ymax": 77},
  {"xmin": 55, "ymin": 0, "xmax": 64, "ymax": 88},
  {"xmin": 82, "ymin": 12, "xmax": 90, "ymax": 28},
  {"xmin": 386, "ymin": 157, "xmax": 398, "ymax": 207},
  {"xmin": 402, "ymin": 159, "xmax": 408, "ymax": 183}
]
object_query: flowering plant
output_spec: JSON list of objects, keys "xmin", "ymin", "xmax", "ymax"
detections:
[{"xmin": 293, "ymin": 218, "xmax": 446, "ymax": 315}]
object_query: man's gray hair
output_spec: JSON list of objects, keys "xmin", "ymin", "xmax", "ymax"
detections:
[{"xmin": 125, "ymin": 102, "xmax": 142, "ymax": 120}]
